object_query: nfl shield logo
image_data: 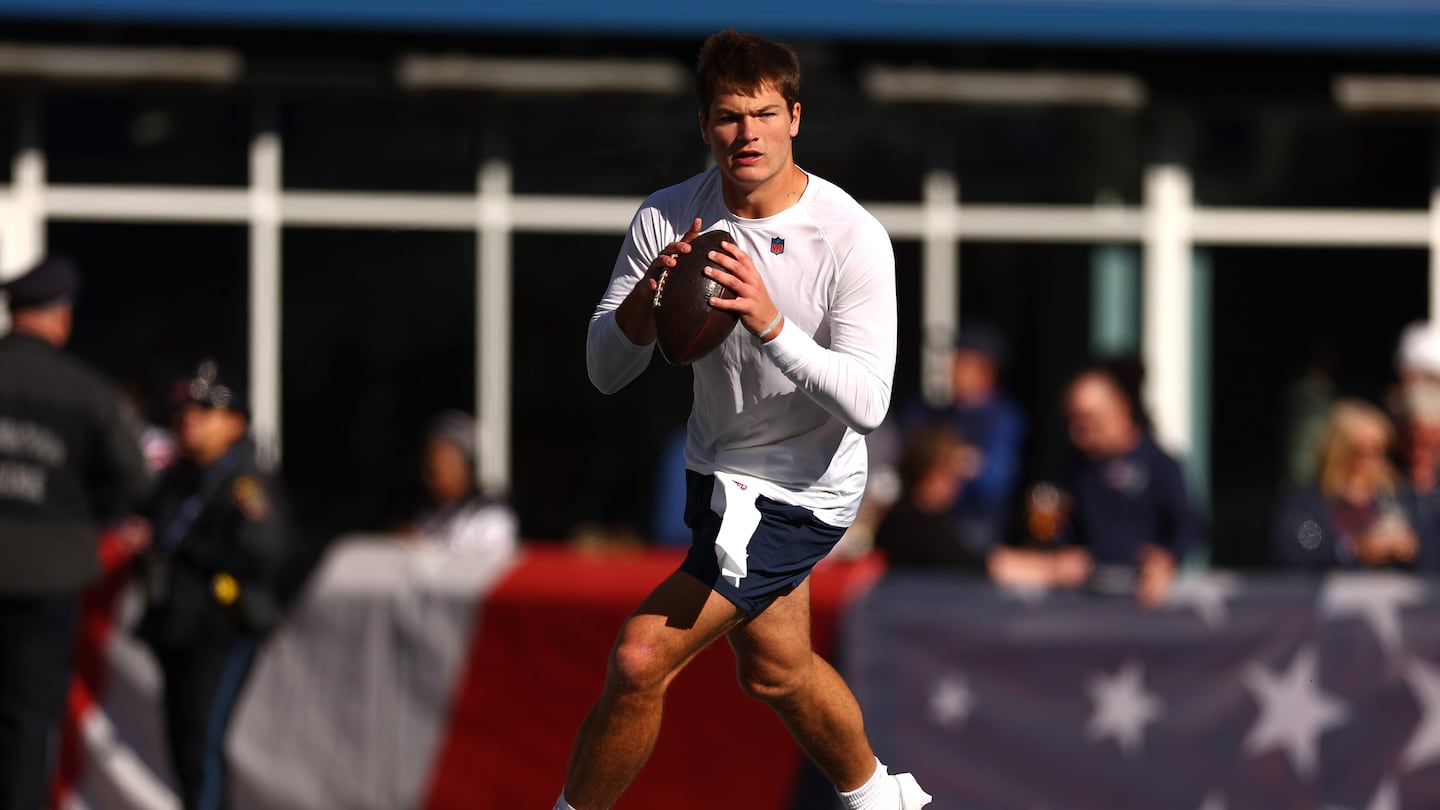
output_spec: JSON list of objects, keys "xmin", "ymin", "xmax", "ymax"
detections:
[{"xmin": 770, "ymin": 237, "xmax": 785, "ymax": 255}]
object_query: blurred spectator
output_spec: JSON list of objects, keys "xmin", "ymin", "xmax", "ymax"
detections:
[
  {"xmin": 1059, "ymin": 360, "xmax": 1196, "ymax": 607},
  {"xmin": 876, "ymin": 425, "xmax": 1090, "ymax": 588},
  {"xmin": 136, "ymin": 360, "xmax": 289, "ymax": 810},
  {"xmin": 1396, "ymin": 322, "xmax": 1440, "ymax": 390},
  {"xmin": 1274, "ymin": 399, "xmax": 1421, "ymax": 570},
  {"xmin": 649, "ymin": 426, "xmax": 691, "ymax": 546},
  {"xmin": 1398, "ymin": 384, "xmax": 1440, "ymax": 572},
  {"xmin": 1280, "ymin": 342, "xmax": 1337, "ymax": 488},
  {"xmin": 895, "ymin": 323, "xmax": 1027, "ymax": 552},
  {"xmin": 0, "ymin": 256, "xmax": 150, "ymax": 808},
  {"xmin": 410, "ymin": 410, "xmax": 518, "ymax": 559}
]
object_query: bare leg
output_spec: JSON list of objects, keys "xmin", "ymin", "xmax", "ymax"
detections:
[
  {"xmin": 728, "ymin": 578, "xmax": 876, "ymax": 791},
  {"xmin": 563, "ymin": 572, "xmax": 745, "ymax": 810}
]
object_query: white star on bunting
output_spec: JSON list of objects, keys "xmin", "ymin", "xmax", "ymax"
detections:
[
  {"xmin": 997, "ymin": 582, "xmax": 1049, "ymax": 607},
  {"xmin": 1242, "ymin": 646, "xmax": 1349, "ymax": 780},
  {"xmin": 928, "ymin": 673, "xmax": 972, "ymax": 729},
  {"xmin": 1403, "ymin": 656, "xmax": 1440, "ymax": 772},
  {"xmin": 1086, "ymin": 659, "xmax": 1163, "ymax": 756},
  {"xmin": 1163, "ymin": 573, "xmax": 1240, "ymax": 629},
  {"xmin": 1320, "ymin": 573, "xmax": 1426, "ymax": 661},
  {"xmin": 1197, "ymin": 791, "xmax": 1226, "ymax": 810}
]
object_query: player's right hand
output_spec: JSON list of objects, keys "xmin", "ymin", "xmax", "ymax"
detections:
[
  {"xmin": 617, "ymin": 218, "xmax": 704, "ymax": 346},
  {"xmin": 643, "ymin": 217, "xmax": 705, "ymax": 282}
]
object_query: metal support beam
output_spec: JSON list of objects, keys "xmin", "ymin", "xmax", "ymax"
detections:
[
  {"xmin": 1090, "ymin": 244, "xmax": 1139, "ymax": 356},
  {"xmin": 477, "ymin": 160, "xmax": 512, "ymax": 495},
  {"xmin": 921, "ymin": 170, "xmax": 959, "ymax": 407},
  {"xmin": 1431, "ymin": 185, "xmax": 1440, "ymax": 321},
  {"xmin": 248, "ymin": 125, "xmax": 282, "ymax": 471},
  {"xmin": 0, "ymin": 95, "xmax": 44, "ymax": 336},
  {"xmin": 2, "ymin": 94, "xmax": 44, "ymax": 277},
  {"xmin": 1143, "ymin": 164, "xmax": 1193, "ymax": 457}
]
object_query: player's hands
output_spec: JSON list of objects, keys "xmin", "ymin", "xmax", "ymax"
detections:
[
  {"xmin": 615, "ymin": 218, "xmax": 703, "ymax": 346},
  {"xmin": 703, "ymin": 240, "xmax": 782, "ymax": 341}
]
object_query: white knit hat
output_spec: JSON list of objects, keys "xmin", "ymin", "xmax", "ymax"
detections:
[{"xmin": 1397, "ymin": 322, "xmax": 1440, "ymax": 377}]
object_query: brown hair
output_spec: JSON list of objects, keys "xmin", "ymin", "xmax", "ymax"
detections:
[
  {"xmin": 1316, "ymin": 399, "xmax": 1400, "ymax": 499},
  {"xmin": 897, "ymin": 425, "xmax": 966, "ymax": 493},
  {"xmin": 694, "ymin": 29, "xmax": 801, "ymax": 115}
]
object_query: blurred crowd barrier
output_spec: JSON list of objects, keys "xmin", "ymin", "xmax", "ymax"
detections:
[
  {"xmin": 56, "ymin": 541, "xmax": 1440, "ymax": 809},
  {"xmin": 57, "ymin": 540, "xmax": 880, "ymax": 810}
]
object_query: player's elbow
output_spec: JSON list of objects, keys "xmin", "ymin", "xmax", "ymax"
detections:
[
  {"xmin": 846, "ymin": 396, "xmax": 890, "ymax": 435},
  {"xmin": 587, "ymin": 363, "xmax": 625, "ymax": 396}
]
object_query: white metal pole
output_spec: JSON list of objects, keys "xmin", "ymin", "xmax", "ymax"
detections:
[
  {"xmin": 1430, "ymin": 184, "xmax": 1440, "ymax": 321},
  {"xmin": 477, "ymin": 160, "xmax": 513, "ymax": 495},
  {"xmin": 0, "ymin": 95, "xmax": 45, "ymax": 337},
  {"xmin": 921, "ymin": 170, "xmax": 960, "ymax": 407},
  {"xmin": 248, "ymin": 127, "xmax": 282, "ymax": 471},
  {"xmin": 3, "ymin": 94, "xmax": 45, "ymax": 276},
  {"xmin": 1142, "ymin": 164, "xmax": 1193, "ymax": 457}
]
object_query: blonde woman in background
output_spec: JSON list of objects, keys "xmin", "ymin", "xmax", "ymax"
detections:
[{"xmin": 1274, "ymin": 399, "xmax": 1420, "ymax": 569}]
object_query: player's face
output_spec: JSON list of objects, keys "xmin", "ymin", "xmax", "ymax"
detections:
[{"xmin": 701, "ymin": 84, "xmax": 801, "ymax": 194}]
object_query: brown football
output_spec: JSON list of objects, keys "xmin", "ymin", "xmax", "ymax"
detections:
[{"xmin": 652, "ymin": 229, "xmax": 740, "ymax": 365}]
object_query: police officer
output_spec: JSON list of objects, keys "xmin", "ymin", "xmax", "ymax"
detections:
[
  {"xmin": 0, "ymin": 256, "xmax": 151, "ymax": 810},
  {"xmin": 137, "ymin": 360, "xmax": 288, "ymax": 810}
]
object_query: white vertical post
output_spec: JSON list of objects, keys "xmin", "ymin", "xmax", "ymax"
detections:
[
  {"xmin": 248, "ymin": 126, "xmax": 282, "ymax": 471},
  {"xmin": 1430, "ymin": 185, "xmax": 1440, "ymax": 321},
  {"xmin": 477, "ymin": 160, "xmax": 512, "ymax": 495},
  {"xmin": 1, "ymin": 94, "xmax": 45, "ymax": 277},
  {"xmin": 921, "ymin": 170, "xmax": 960, "ymax": 407},
  {"xmin": 0, "ymin": 96, "xmax": 45, "ymax": 337},
  {"xmin": 1142, "ymin": 164, "xmax": 1194, "ymax": 457}
]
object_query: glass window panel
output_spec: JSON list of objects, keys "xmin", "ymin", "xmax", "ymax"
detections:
[
  {"xmin": 44, "ymin": 89, "xmax": 249, "ymax": 186},
  {"xmin": 1208, "ymin": 248, "xmax": 1428, "ymax": 568},
  {"xmin": 281, "ymin": 228, "xmax": 475, "ymax": 539},
  {"xmin": 47, "ymin": 222, "xmax": 248, "ymax": 421}
]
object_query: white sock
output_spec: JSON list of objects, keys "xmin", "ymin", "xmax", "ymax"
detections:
[
  {"xmin": 552, "ymin": 793, "xmax": 578, "ymax": 810},
  {"xmin": 838, "ymin": 758, "xmax": 899, "ymax": 810}
]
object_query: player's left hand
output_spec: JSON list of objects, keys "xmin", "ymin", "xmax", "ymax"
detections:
[{"xmin": 703, "ymin": 241, "xmax": 782, "ymax": 340}]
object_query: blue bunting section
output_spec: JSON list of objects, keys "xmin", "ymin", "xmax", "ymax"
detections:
[{"xmin": 847, "ymin": 572, "xmax": 1440, "ymax": 810}]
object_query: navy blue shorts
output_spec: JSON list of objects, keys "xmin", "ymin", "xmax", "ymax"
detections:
[{"xmin": 677, "ymin": 471, "xmax": 847, "ymax": 618}]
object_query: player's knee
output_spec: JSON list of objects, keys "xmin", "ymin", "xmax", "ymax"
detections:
[
  {"xmin": 737, "ymin": 658, "xmax": 808, "ymax": 705},
  {"xmin": 609, "ymin": 637, "xmax": 673, "ymax": 695}
]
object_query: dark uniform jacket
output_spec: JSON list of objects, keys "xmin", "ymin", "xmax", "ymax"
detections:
[
  {"xmin": 0, "ymin": 333, "xmax": 150, "ymax": 594},
  {"xmin": 138, "ymin": 437, "xmax": 288, "ymax": 651}
]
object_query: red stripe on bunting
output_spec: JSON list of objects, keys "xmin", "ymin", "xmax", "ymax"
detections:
[{"xmin": 422, "ymin": 547, "xmax": 881, "ymax": 810}]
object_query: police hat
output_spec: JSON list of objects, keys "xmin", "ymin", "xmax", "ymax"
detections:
[
  {"xmin": 2, "ymin": 256, "xmax": 81, "ymax": 309},
  {"xmin": 183, "ymin": 359, "xmax": 249, "ymax": 416}
]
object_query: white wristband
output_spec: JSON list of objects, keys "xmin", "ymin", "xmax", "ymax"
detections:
[{"xmin": 756, "ymin": 312, "xmax": 784, "ymax": 341}]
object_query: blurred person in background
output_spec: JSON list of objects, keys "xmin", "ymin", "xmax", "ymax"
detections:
[
  {"xmin": 1394, "ymin": 322, "xmax": 1440, "ymax": 396},
  {"xmin": 407, "ymin": 409, "xmax": 518, "ymax": 559},
  {"xmin": 876, "ymin": 425, "xmax": 1090, "ymax": 588},
  {"xmin": 894, "ymin": 323, "xmax": 1026, "ymax": 553},
  {"xmin": 0, "ymin": 256, "xmax": 151, "ymax": 810},
  {"xmin": 1274, "ymin": 399, "xmax": 1421, "ymax": 570},
  {"xmin": 1059, "ymin": 359, "xmax": 1196, "ymax": 607},
  {"xmin": 1397, "ymin": 384, "xmax": 1440, "ymax": 572},
  {"xmin": 1280, "ymin": 341, "xmax": 1338, "ymax": 489},
  {"xmin": 136, "ymin": 360, "xmax": 289, "ymax": 810}
]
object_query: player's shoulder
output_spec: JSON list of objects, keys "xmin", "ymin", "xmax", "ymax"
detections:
[
  {"xmin": 799, "ymin": 171, "xmax": 889, "ymax": 239},
  {"xmin": 637, "ymin": 167, "xmax": 722, "ymax": 221}
]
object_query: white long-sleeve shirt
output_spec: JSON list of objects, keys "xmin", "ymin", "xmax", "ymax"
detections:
[{"xmin": 587, "ymin": 166, "xmax": 897, "ymax": 527}]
